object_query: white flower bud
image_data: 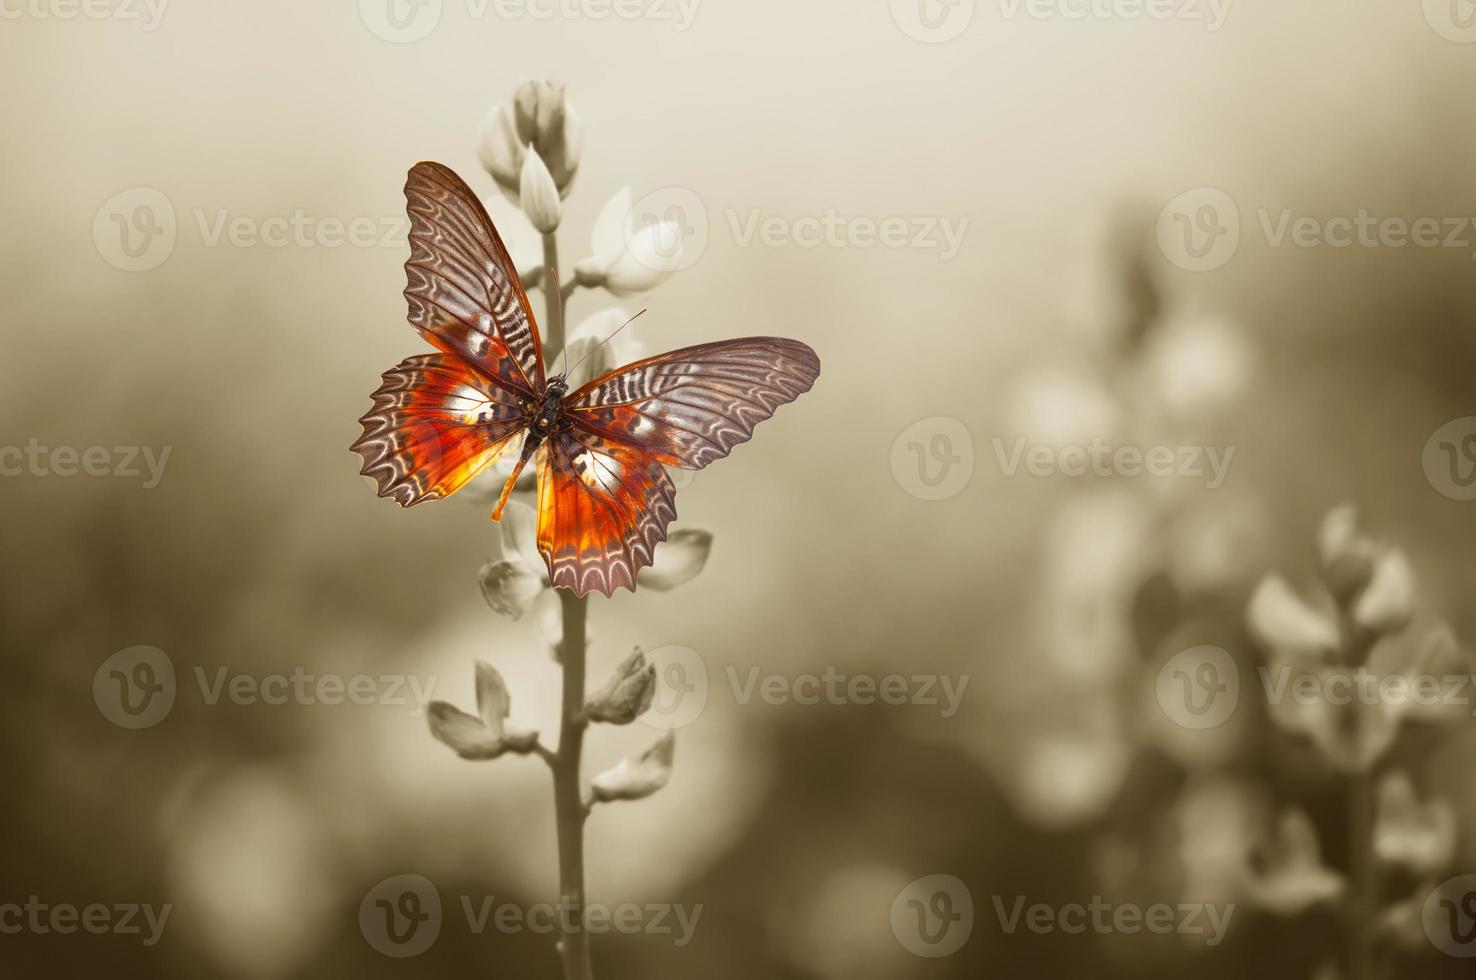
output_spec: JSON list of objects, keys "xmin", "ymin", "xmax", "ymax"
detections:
[
  {"xmin": 426, "ymin": 661, "xmax": 537, "ymax": 760},
  {"xmin": 591, "ymin": 732, "xmax": 675, "ymax": 803},
  {"xmin": 519, "ymin": 146, "xmax": 562, "ymax": 234},
  {"xmin": 584, "ymin": 648, "xmax": 656, "ymax": 725},
  {"xmin": 478, "ymin": 558, "xmax": 544, "ymax": 620}
]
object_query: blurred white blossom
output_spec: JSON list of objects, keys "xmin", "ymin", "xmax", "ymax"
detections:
[
  {"xmin": 1374, "ymin": 771, "xmax": 1456, "ymax": 876},
  {"xmin": 1243, "ymin": 809, "xmax": 1345, "ymax": 916}
]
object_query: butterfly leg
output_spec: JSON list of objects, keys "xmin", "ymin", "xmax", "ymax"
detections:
[{"xmin": 491, "ymin": 432, "xmax": 542, "ymax": 521}]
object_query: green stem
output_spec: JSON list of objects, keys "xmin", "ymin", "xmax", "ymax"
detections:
[{"xmin": 552, "ymin": 589, "xmax": 592, "ymax": 980}]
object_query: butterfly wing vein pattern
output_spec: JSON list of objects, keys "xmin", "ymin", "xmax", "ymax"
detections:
[
  {"xmin": 567, "ymin": 337, "xmax": 821, "ymax": 470},
  {"xmin": 352, "ymin": 353, "xmax": 525, "ymax": 506},
  {"xmin": 404, "ymin": 162, "xmax": 543, "ymax": 393},
  {"xmin": 537, "ymin": 429, "xmax": 679, "ymax": 597}
]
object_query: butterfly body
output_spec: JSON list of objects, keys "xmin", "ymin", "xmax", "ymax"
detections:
[{"xmin": 354, "ymin": 162, "xmax": 820, "ymax": 597}]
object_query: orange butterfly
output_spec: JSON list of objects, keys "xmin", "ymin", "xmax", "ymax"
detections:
[{"xmin": 352, "ymin": 162, "xmax": 821, "ymax": 597}]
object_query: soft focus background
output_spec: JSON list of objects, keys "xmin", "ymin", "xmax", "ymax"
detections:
[{"xmin": 5, "ymin": 2, "xmax": 1476, "ymax": 977}]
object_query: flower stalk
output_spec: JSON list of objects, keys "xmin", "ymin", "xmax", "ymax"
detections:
[{"xmin": 551, "ymin": 587, "xmax": 592, "ymax": 980}]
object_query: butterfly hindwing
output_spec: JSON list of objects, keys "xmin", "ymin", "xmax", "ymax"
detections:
[
  {"xmin": 353, "ymin": 353, "xmax": 526, "ymax": 506},
  {"xmin": 563, "ymin": 337, "xmax": 820, "ymax": 470},
  {"xmin": 403, "ymin": 161, "xmax": 544, "ymax": 395},
  {"xmin": 535, "ymin": 427, "xmax": 678, "ymax": 597}
]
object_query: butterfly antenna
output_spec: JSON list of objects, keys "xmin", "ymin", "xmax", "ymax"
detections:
[{"xmin": 568, "ymin": 309, "xmax": 646, "ymax": 376}]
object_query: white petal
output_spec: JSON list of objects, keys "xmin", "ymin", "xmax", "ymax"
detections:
[
  {"xmin": 478, "ymin": 558, "xmax": 545, "ymax": 620},
  {"xmin": 473, "ymin": 660, "xmax": 513, "ymax": 734},
  {"xmin": 640, "ymin": 530, "xmax": 713, "ymax": 591},
  {"xmin": 590, "ymin": 186, "xmax": 633, "ymax": 260},
  {"xmin": 426, "ymin": 702, "xmax": 506, "ymax": 760},
  {"xmin": 590, "ymin": 732, "xmax": 675, "ymax": 803},
  {"xmin": 475, "ymin": 104, "xmax": 523, "ymax": 188},
  {"xmin": 1354, "ymin": 549, "xmax": 1417, "ymax": 634},
  {"xmin": 518, "ymin": 146, "xmax": 562, "ymax": 234},
  {"xmin": 603, "ymin": 220, "xmax": 684, "ymax": 296},
  {"xmin": 1246, "ymin": 575, "xmax": 1339, "ymax": 656}
]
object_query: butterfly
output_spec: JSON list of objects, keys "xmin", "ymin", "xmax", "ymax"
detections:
[{"xmin": 352, "ymin": 162, "xmax": 821, "ymax": 598}]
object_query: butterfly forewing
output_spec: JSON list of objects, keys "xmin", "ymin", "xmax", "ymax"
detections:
[
  {"xmin": 563, "ymin": 337, "xmax": 821, "ymax": 470},
  {"xmin": 403, "ymin": 161, "xmax": 545, "ymax": 395},
  {"xmin": 353, "ymin": 353, "xmax": 526, "ymax": 505}
]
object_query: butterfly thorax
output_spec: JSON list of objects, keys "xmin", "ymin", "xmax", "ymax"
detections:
[{"xmin": 527, "ymin": 377, "xmax": 569, "ymax": 443}]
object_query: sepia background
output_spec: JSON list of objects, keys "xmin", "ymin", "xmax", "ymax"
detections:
[{"xmin": 5, "ymin": 1, "xmax": 1476, "ymax": 977}]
